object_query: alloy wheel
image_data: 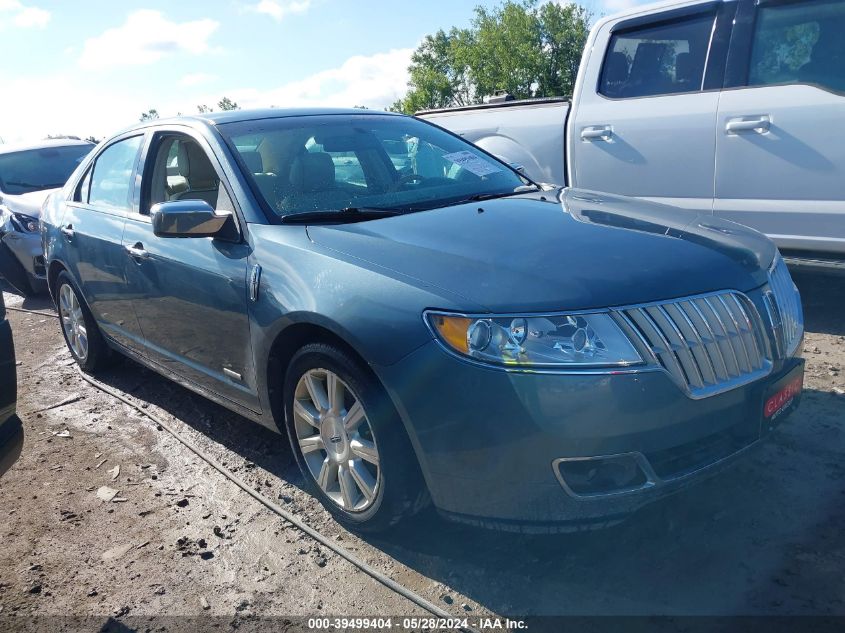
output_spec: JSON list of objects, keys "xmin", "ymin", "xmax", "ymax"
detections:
[
  {"xmin": 293, "ymin": 368, "xmax": 381, "ymax": 512},
  {"xmin": 59, "ymin": 284, "xmax": 88, "ymax": 361}
]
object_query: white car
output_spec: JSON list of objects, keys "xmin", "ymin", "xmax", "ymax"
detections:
[
  {"xmin": 420, "ymin": 0, "xmax": 845, "ymax": 273},
  {"xmin": 0, "ymin": 139, "xmax": 94, "ymax": 294}
]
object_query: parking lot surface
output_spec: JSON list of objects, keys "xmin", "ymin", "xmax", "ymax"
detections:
[{"xmin": 0, "ymin": 273, "xmax": 843, "ymax": 623}]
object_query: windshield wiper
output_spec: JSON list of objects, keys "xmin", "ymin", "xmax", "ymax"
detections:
[
  {"xmin": 280, "ymin": 207, "xmax": 402, "ymax": 225},
  {"xmin": 458, "ymin": 185, "xmax": 542, "ymax": 204},
  {"xmin": 4, "ymin": 181, "xmax": 65, "ymax": 190}
]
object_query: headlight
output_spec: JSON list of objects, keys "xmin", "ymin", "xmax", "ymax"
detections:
[
  {"xmin": 426, "ymin": 311, "xmax": 643, "ymax": 368},
  {"xmin": 11, "ymin": 212, "xmax": 40, "ymax": 233}
]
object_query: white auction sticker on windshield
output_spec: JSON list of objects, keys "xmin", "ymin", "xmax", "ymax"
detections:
[{"xmin": 442, "ymin": 150, "xmax": 502, "ymax": 177}]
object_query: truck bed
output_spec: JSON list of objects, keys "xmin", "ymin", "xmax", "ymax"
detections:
[{"xmin": 418, "ymin": 98, "xmax": 570, "ymax": 186}]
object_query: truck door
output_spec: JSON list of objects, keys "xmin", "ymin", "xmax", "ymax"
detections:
[
  {"xmin": 568, "ymin": 2, "xmax": 735, "ymax": 216},
  {"xmin": 715, "ymin": 0, "xmax": 845, "ymax": 256}
]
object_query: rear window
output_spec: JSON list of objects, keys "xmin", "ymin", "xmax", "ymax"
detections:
[
  {"xmin": 0, "ymin": 145, "xmax": 92, "ymax": 195},
  {"xmin": 599, "ymin": 11, "xmax": 716, "ymax": 98}
]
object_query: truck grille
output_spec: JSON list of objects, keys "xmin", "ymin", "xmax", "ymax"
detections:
[
  {"xmin": 618, "ymin": 292, "xmax": 772, "ymax": 398},
  {"xmin": 766, "ymin": 256, "xmax": 804, "ymax": 357}
]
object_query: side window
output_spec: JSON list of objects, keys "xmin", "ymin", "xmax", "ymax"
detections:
[
  {"xmin": 88, "ymin": 136, "xmax": 143, "ymax": 210},
  {"xmin": 600, "ymin": 11, "xmax": 716, "ymax": 98},
  {"xmin": 147, "ymin": 135, "xmax": 231, "ymax": 212},
  {"xmin": 74, "ymin": 168, "xmax": 92, "ymax": 203},
  {"xmin": 748, "ymin": 0, "xmax": 845, "ymax": 93}
]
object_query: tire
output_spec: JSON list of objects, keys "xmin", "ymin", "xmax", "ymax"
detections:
[
  {"xmin": 283, "ymin": 342, "xmax": 428, "ymax": 532},
  {"xmin": 55, "ymin": 271, "xmax": 113, "ymax": 372}
]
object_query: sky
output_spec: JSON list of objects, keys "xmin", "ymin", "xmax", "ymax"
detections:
[{"xmin": 0, "ymin": 0, "xmax": 649, "ymax": 143}]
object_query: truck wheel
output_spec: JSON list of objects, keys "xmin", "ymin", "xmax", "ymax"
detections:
[
  {"xmin": 283, "ymin": 342, "xmax": 428, "ymax": 532},
  {"xmin": 55, "ymin": 271, "xmax": 113, "ymax": 372}
]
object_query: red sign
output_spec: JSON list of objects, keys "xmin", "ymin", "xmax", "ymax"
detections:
[{"xmin": 764, "ymin": 376, "xmax": 803, "ymax": 420}]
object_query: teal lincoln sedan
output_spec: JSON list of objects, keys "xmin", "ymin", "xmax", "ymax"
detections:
[{"xmin": 41, "ymin": 109, "xmax": 804, "ymax": 532}]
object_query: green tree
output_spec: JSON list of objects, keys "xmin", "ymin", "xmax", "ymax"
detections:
[
  {"xmin": 197, "ymin": 104, "xmax": 213, "ymax": 113},
  {"xmin": 392, "ymin": 1, "xmax": 590, "ymax": 114},
  {"xmin": 217, "ymin": 96, "xmax": 240, "ymax": 111},
  {"xmin": 139, "ymin": 109, "xmax": 160, "ymax": 121},
  {"xmin": 389, "ymin": 28, "xmax": 474, "ymax": 113}
]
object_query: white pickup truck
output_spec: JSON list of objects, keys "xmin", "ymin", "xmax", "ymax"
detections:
[{"xmin": 419, "ymin": 0, "xmax": 845, "ymax": 271}]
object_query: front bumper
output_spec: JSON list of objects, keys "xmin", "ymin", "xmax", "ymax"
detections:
[
  {"xmin": 2, "ymin": 228, "xmax": 44, "ymax": 277},
  {"xmin": 377, "ymin": 339, "xmax": 803, "ymax": 531},
  {"xmin": 0, "ymin": 229, "xmax": 47, "ymax": 293}
]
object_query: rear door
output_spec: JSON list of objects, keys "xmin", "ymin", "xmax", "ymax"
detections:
[
  {"xmin": 715, "ymin": 0, "xmax": 845, "ymax": 255},
  {"xmin": 121, "ymin": 129, "xmax": 259, "ymax": 412},
  {"xmin": 60, "ymin": 134, "xmax": 145, "ymax": 350},
  {"xmin": 569, "ymin": 2, "xmax": 735, "ymax": 215}
]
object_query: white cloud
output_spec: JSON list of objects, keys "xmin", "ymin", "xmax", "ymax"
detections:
[
  {"xmin": 0, "ymin": 0, "xmax": 50, "ymax": 28},
  {"xmin": 602, "ymin": 0, "xmax": 645, "ymax": 13},
  {"xmin": 226, "ymin": 47, "xmax": 413, "ymax": 111},
  {"xmin": 0, "ymin": 48, "xmax": 413, "ymax": 145},
  {"xmin": 180, "ymin": 72, "xmax": 218, "ymax": 87},
  {"xmin": 79, "ymin": 10, "xmax": 219, "ymax": 71},
  {"xmin": 250, "ymin": 0, "xmax": 311, "ymax": 22},
  {"xmin": 0, "ymin": 73, "xmax": 143, "ymax": 143}
]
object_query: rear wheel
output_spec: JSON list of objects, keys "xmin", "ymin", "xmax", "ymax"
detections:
[
  {"xmin": 283, "ymin": 343, "xmax": 428, "ymax": 532},
  {"xmin": 56, "ymin": 271, "xmax": 112, "ymax": 372}
]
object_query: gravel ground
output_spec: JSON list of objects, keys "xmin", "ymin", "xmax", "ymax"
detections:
[{"xmin": 0, "ymin": 271, "xmax": 843, "ymax": 627}]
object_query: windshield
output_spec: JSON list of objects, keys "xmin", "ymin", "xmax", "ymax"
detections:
[
  {"xmin": 218, "ymin": 114, "xmax": 530, "ymax": 219},
  {"xmin": 0, "ymin": 144, "xmax": 92, "ymax": 195}
]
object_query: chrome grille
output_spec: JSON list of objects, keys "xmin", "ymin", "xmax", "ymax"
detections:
[
  {"xmin": 618, "ymin": 292, "xmax": 772, "ymax": 398},
  {"xmin": 766, "ymin": 256, "xmax": 804, "ymax": 357}
]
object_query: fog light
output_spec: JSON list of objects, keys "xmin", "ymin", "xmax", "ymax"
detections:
[{"xmin": 556, "ymin": 454, "xmax": 649, "ymax": 496}]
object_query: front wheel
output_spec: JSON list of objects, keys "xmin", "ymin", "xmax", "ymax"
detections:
[
  {"xmin": 283, "ymin": 343, "xmax": 428, "ymax": 532},
  {"xmin": 56, "ymin": 271, "xmax": 113, "ymax": 372}
]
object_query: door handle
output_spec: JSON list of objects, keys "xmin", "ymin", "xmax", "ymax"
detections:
[
  {"xmin": 125, "ymin": 243, "xmax": 150, "ymax": 260},
  {"xmin": 726, "ymin": 116, "xmax": 771, "ymax": 134},
  {"xmin": 60, "ymin": 225, "xmax": 74, "ymax": 240},
  {"xmin": 581, "ymin": 125, "xmax": 613, "ymax": 141}
]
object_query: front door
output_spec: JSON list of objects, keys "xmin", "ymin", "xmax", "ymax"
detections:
[
  {"xmin": 568, "ymin": 4, "xmax": 732, "ymax": 215},
  {"xmin": 715, "ymin": 0, "xmax": 845, "ymax": 256},
  {"xmin": 121, "ymin": 131, "xmax": 259, "ymax": 412}
]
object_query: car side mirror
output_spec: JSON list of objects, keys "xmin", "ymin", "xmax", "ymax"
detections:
[{"xmin": 150, "ymin": 200, "xmax": 237, "ymax": 240}]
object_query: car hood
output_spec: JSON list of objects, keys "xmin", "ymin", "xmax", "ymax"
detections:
[
  {"xmin": 306, "ymin": 188, "xmax": 776, "ymax": 313},
  {"xmin": 0, "ymin": 189, "xmax": 56, "ymax": 218}
]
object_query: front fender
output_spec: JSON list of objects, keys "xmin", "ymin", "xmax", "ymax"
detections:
[
  {"xmin": 246, "ymin": 223, "xmax": 477, "ymax": 425},
  {"xmin": 40, "ymin": 192, "xmax": 70, "ymax": 296}
]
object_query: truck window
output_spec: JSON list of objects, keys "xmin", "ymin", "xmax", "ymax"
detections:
[
  {"xmin": 599, "ymin": 11, "xmax": 716, "ymax": 99},
  {"xmin": 748, "ymin": 0, "xmax": 845, "ymax": 93}
]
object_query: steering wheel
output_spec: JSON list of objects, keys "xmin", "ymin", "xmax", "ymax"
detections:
[{"xmin": 398, "ymin": 173, "xmax": 426, "ymax": 186}]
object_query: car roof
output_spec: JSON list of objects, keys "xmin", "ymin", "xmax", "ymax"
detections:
[
  {"xmin": 0, "ymin": 138, "xmax": 95, "ymax": 156},
  {"xmin": 122, "ymin": 107, "xmax": 403, "ymax": 135},
  {"xmin": 196, "ymin": 107, "xmax": 400, "ymax": 125}
]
